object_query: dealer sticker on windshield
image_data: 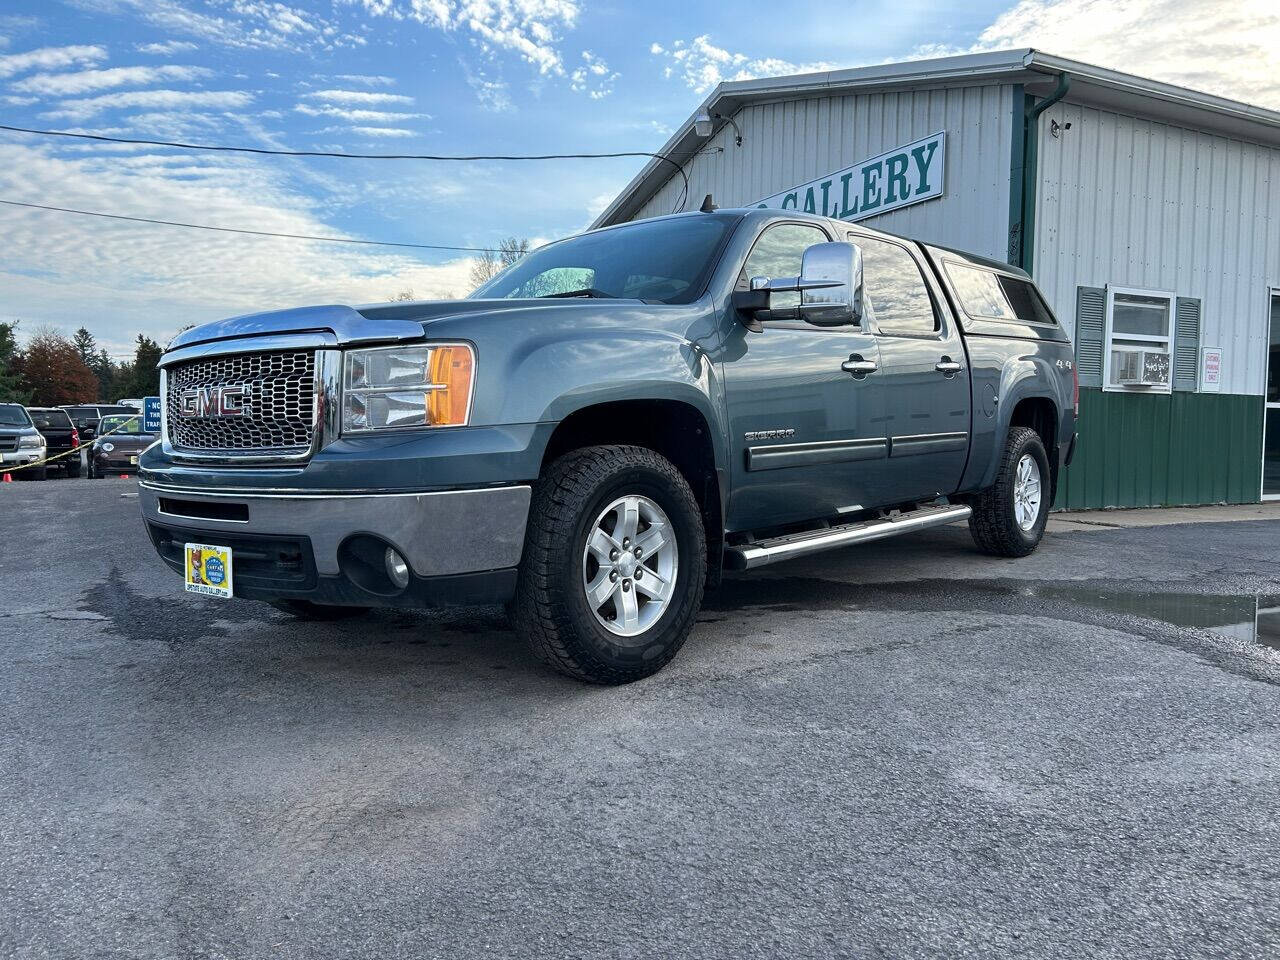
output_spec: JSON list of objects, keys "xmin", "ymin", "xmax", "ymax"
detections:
[{"xmin": 184, "ymin": 543, "xmax": 233, "ymax": 599}]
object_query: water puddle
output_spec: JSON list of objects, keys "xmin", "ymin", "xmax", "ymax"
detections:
[{"xmin": 1021, "ymin": 585, "xmax": 1280, "ymax": 650}]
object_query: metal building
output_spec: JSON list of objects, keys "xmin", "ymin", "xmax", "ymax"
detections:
[{"xmin": 594, "ymin": 49, "xmax": 1280, "ymax": 509}]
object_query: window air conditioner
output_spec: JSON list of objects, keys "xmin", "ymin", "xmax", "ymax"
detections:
[{"xmin": 1110, "ymin": 348, "xmax": 1170, "ymax": 387}]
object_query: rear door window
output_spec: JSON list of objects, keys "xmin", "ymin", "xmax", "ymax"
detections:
[{"xmin": 855, "ymin": 236, "xmax": 938, "ymax": 336}]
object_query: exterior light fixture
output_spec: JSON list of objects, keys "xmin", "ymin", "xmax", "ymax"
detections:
[{"xmin": 693, "ymin": 112, "xmax": 713, "ymax": 138}]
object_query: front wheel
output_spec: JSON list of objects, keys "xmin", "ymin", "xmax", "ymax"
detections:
[
  {"xmin": 513, "ymin": 445, "xmax": 706, "ymax": 684},
  {"xmin": 969, "ymin": 425, "xmax": 1050, "ymax": 557}
]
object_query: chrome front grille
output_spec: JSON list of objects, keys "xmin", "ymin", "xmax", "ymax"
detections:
[{"xmin": 165, "ymin": 350, "xmax": 317, "ymax": 455}]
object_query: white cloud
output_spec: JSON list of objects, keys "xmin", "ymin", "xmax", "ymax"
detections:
[
  {"xmin": 962, "ymin": 0, "xmax": 1280, "ymax": 110},
  {"xmin": 46, "ymin": 89, "xmax": 255, "ymax": 121},
  {"xmin": 346, "ymin": 125, "xmax": 416, "ymax": 137},
  {"xmin": 651, "ymin": 35, "xmax": 835, "ymax": 94},
  {"xmin": 0, "ymin": 44, "xmax": 107, "ymax": 79},
  {"xmin": 354, "ymin": 0, "xmax": 579, "ymax": 75},
  {"xmin": 0, "ymin": 140, "xmax": 480, "ymax": 345},
  {"xmin": 70, "ymin": 0, "xmax": 362, "ymax": 52},
  {"xmin": 135, "ymin": 40, "xmax": 198, "ymax": 55},
  {"xmin": 294, "ymin": 103, "xmax": 426, "ymax": 122},
  {"xmin": 304, "ymin": 88, "xmax": 415, "ymax": 105},
  {"xmin": 569, "ymin": 50, "xmax": 618, "ymax": 99},
  {"xmin": 332, "ymin": 73, "xmax": 396, "ymax": 86},
  {"xmin": 13, "ymin": 64, "xmax": 213, "ymax": 96}
]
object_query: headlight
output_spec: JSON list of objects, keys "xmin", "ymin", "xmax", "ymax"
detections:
[
  {"xmin": 102, "ymin": 442, "xmax": 115, "ymax": 453},
  {"xmin": 342, "ymin": 343, "xmax": 474, "ymax": 432},
  {"xmin": 18, "ymin": 435, "xmax": 44, "ymax": 449}
]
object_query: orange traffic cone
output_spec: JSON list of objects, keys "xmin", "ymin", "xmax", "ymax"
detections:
[{"xmin": 2, "ymin": 473, "xmax": 11, "ymax": 483}]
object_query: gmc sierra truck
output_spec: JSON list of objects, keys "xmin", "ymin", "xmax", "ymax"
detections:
[{"xmin": 139, "ymin": 208, "xmax": 1077, "ymax": 684}]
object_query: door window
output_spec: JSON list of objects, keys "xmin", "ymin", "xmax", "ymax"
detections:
[
  {"xmin": 741, "ymin": 223, "xmax": 829, "ymax": 311},
  {"xmin": 855, "ymin": 236, "xmax": 938, "ymax": 336}
]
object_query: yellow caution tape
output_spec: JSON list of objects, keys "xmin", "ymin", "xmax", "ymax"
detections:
[{"xmin": 3, "ymin": 414, "xmax": 147, "ymax": 473}]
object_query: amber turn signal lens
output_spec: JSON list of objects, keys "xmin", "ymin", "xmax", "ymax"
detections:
[{"xmin": 427, "ymin": 345, "xmax": 474, "ymax": 426}]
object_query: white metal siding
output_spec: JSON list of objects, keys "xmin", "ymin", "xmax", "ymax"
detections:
[
  {"xmin": 631, "ymin": 84, "xmax": 1016, "ymax": 262},
  {"xmin": 1035, "ymin": 101, "xmax": 1280, "ymax": 396}
]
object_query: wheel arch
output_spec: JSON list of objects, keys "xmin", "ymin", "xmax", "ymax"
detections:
[{"xmin": 540, "ymin": 397, "xmax": 726, "ymax": 588}]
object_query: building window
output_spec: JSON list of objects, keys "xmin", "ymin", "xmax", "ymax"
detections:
[{"xmin": 1103, "ymin": 286, "xmax": 1175, "ymax": 393}]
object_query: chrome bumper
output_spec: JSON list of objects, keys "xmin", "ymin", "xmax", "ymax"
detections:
[{"xmin": 138, "ymin": 482, "xmax": 531, "ymax": 577}]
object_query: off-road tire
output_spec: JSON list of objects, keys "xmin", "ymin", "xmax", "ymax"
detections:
[
  {"xmin": 969, "ymin": 426, "xmax": 1050, "ymax": 557},
  {"xmin": 513, "ymin": 445, "xmax": 706, "ymax": 684},
  {"xmin": 269, "ymin": 599, "xmax": 370, "ymax": 621}
]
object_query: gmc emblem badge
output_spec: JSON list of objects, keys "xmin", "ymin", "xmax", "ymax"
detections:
[{"xmin": 178, "ymin": 384, "xmax": 250, "ymax": 418}]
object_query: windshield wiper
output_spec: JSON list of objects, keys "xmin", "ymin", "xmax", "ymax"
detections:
[{"xmin": 541, "ymin": 287, "xmax": 616, "ymax": 299}]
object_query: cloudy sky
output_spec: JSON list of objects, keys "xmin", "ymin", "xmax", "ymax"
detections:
[{"xmin": 0, "ymin": 0, "xmax": 1276, "ymax": 358}]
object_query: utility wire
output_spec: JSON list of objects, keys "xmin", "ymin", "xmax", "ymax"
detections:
[
  {"xmin": 0, "ymin": 198, "xmax": 495, "ymax": 252},
  {"xmin": 0, "ymin": 123, "xmax": 692, "ymax": 213}
]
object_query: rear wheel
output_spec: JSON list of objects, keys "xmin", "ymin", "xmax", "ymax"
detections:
[
  {"xmin": 21, "ymin": 465, "xmax": 47, "ymax": 481},
  {"xmin": 64, "ymin": 460, "xmax": 81, "ymax": 479},
  {"xmin": 969, "ymin": 426, "xmax": 1050, "ymax": 557},
  {"xmin": 513, "ymin": 445, "xmax": 705, "ymax": 684}
]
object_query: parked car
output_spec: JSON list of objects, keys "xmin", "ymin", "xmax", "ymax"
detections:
[
  {"xmin": 115, "ymin": 398, "xmax": 145, "ymax": 411},
  {"xmin": 25, "ymin": 407, "xmax": 80, "ymax": 478},
  {"xmin": 0, "ymin": 403, "xmax": 47, "ymax": 480},
  {"xmin": 61, "ymin": 404, "xmax": 144, "ymax": 446},
  {"xmin": 89, "ymin": 413, "xmax": 152, "ymax": 478},
  {"xmin": 138, "ymin": 208, "xmax": 1077, "ymax": 683}
]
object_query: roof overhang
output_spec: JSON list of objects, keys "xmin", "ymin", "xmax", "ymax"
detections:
[{"xmin": 593, "ymin": 48, "xmax": 1280, "ymax": 228}]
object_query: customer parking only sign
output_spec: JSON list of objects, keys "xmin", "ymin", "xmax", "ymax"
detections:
[{"xmin": 756, "ymin": 131, "xmax": 946, "ymax": 222}]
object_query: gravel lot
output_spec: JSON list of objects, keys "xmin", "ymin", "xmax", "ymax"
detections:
[{"xmin": 3, "ymin": 478, "xmax": 1280, "ymax": 959}]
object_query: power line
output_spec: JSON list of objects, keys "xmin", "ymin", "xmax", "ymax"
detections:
[
  {"xmin": 0, "ymin": 123, "xmax": 692, "ymax": 213},
  {"xmin": 0, "ymin": 199, "xmax": 494, "ymax": 252}
]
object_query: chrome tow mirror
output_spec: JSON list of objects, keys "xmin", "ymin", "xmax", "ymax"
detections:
[{"xmin": 732, "ymin": 241, "xmax": 863, "ymax": 329}]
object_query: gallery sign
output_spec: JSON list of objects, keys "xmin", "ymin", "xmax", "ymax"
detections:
[{"xmin": 755, "ymin": 131, "xmax": 946, "ymax": 222}]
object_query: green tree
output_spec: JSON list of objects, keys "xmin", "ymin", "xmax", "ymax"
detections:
[
  {"xmin": 91, "ymin": 348, "xmax": 117, "ymax": 402},
  {"xmin": 0, "ymin": 321, "xmax": 30, "ymax": 403},
  {"xmin": 127, "ymin": 334, "xmax": 162, "ymax": 397},
  {"xmin": 72, "ymin": 327, "xmax": 97, "ymax": 367}
]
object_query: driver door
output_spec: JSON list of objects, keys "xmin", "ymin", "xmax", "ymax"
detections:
[{"xmin": 721, "ymin": 222, "xmax": 887, "ymax": 532}]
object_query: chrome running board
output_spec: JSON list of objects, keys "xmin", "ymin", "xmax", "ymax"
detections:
[{"xmin": 724, "ymin": 502, "xmax": 972, "ymax": 571}]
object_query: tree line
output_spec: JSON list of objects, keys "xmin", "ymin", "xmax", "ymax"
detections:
[
  {"xmin": 0, "ymin": 238, "xmax": 532, "ymax": 406},
  {"xmin": 0, "ymin": 321, "xmax": 163, "ymax": 406}
]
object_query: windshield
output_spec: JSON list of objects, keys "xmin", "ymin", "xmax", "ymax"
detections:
[
  {"xmin": 0, "ymin": 404, "xmax": 31, "ymax": 427},
  {"xmin": 29, "ymin": 409, "xmax": 72, "ymax": 430},
  {"xmin": 470, "ymin": 214, "xmax": 739, "ymax": 304},
  {"xmin": 99, "ymin": 414, "xmax": 147, "ymax": 436},
  {"xmin": 63, "ymin": 406, "xmax": 98, "ymax": 418}
]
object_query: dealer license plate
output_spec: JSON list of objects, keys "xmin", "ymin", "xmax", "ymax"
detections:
[{"xmin": 184, "ymin": 542, "xmax": 234, "ymax": 599}]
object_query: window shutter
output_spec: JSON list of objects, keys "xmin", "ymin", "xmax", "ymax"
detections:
[
  {"xmin": 1075, "ymin": 286, "xmax": 1105, "ymax": 387},
  {"xmin": 1173, "ymin": 297, "xmax": 1201, "ymax": 392}
]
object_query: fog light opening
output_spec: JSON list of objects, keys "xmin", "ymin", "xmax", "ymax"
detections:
[{"xmin": 385, "ymin": 547, "xmax": 410, "ymax": 590}]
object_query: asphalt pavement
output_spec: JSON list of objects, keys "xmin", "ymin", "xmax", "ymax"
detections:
[{"xmin": 3, "ymin": 478, "xmax": 1279, "ymax": 959}]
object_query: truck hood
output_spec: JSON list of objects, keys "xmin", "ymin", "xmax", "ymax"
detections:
[
  {"xmin": 0, "ymin": 425, "xmax": 38, "ymax": 438},
  {"xmin": 167, "ymin": 298, "xmax": 645, "ymax": 353}
]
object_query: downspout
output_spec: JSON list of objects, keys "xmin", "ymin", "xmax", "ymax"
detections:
[{"xmin": 1018, "ymin": 72, "xmax": 1070, "ymax": 275}]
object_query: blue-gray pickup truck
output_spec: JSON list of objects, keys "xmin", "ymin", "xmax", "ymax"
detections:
[{"xmin": 139, "ymin": 208, "xmax": 1077, "ymax": 683}]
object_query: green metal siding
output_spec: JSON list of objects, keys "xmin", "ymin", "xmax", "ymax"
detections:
[{"xmin": 1055, "ymin": 389, "xmax": 1263, "ymax": 509}]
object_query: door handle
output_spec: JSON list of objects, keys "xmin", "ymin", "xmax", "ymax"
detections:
[
  {"xmin": 842, "ymin": 356, "xmax": 878, "ymax": 378},
  {"xmin": 935, "ymin": 359, "xmax": 963, "ymax": 376}
]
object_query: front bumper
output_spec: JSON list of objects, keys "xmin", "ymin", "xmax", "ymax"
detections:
[
  {"xmin": 139, "ymin": 481, "xmax": 531, "ymax": 606},
  {"xmin": 1, "ymin": 449, "xmax": 43, "ymax": 466}
]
